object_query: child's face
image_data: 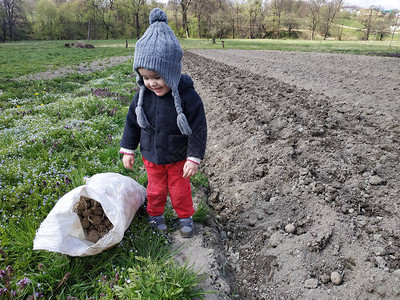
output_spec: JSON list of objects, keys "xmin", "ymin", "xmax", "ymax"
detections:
[{"xmin": 138, "ymin": 68, "xmax": 171, "ymax": 97}]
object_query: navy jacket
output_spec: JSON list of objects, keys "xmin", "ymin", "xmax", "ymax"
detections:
[{"xmin": 120, "ymin": 74, "xmax": 207, "ymax": 165}]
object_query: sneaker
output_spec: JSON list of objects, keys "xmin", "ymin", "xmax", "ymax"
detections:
[
  {"xmin": 179, "ymin": 217, "xmax": 194, "ymax": 238},
  {"xmin": 148, "ymin": 214, "xmax": 168, "ymax": 234}
]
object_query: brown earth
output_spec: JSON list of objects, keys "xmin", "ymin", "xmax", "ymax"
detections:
[{"xmin": 179, "ymin": 49, "xmax": 400, "ymax": 299}]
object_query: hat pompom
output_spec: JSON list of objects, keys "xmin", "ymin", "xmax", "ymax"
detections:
[{"xmin": 149, "ymin": 8, "xmax": 168, "ymax": 24}]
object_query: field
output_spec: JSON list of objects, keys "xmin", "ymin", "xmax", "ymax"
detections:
[
  {"xmin": 1, "ymin": 39, "xmax": 400, "ymax": 299},
  {"xmin": 183, "ymin": 49, "xmax": 400, "ymax": 298}
]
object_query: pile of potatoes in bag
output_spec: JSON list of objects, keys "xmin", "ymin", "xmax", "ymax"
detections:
[{"xmin": 74, "ymin": 195, "xmax": 114, "ymax": 243}]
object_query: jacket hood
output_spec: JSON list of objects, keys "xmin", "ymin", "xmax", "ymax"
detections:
[{"xmin": 178, "ymin": 74, "xmax": 194, "ymax": 93}]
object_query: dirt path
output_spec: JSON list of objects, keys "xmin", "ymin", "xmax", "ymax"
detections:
[{"xmin": 181, "ymin": 50, "xmax": 400, "ymax": 299}]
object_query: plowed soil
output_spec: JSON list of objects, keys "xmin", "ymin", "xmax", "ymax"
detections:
[{"xmin": 181, "ymin": 49, "xmax": 400, "ymax": 299}]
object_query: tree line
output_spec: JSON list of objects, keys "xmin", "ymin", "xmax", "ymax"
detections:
[{"xmin": 1, "ymin": 0, "xmax": 399, "ymax": 42}]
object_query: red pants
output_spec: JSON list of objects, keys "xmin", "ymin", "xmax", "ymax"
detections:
[{"xmin": 143, "ymin": 158, "xmax": 194, "ymax": 219}]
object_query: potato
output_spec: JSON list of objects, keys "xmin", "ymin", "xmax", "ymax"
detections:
[
  {"xmin": 90, "ymin": 199, "xmax": 97, "ymax": 208},
  {"xmin": 74, "ymin": 208, "xmax": 83, "ymax": 217},
  {"xmin": 89, "ymin": 215, "xmax": 102, "ymax": 225},
  {"xmin": 97, "ymin": 225, "xmax": 106, "ymax": 232},
  {"xmin": 74, "ymin": 196, "xmax": 112, "ymax": 242},
  {"xmin": 103, "ymin": 218, "xmax": 112, "ymax": 227},
  {"xmin": 92, "ymin": 207, "xmax": 104, "ymax": 216},
  {"xmin": 87, "ymin": 230, "xmax": 99, "ymax": 243},
  {"xmin": 81, "ymin": 218, "xmax": 90, "ymax": 229},
  {"xmin": 76, "ymin": 199, "xmax": 86, "ymax": 210}
]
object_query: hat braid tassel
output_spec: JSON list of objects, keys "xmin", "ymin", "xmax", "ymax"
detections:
[
  {"xmin": 173, "ymin": 89, "xmax": 192, "ymax": 136},
  {"xmin": 135, "ymin": 86, "xmax": 151, "ymax": 130}
]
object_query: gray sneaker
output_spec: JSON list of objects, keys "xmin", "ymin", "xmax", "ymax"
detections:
[
  {"xmin": 179, "ymin": 217, "xmax": 194, "ymax": 238},
  {"xmin": 148, "ymin": 214, "xmax": 168, "ymax": 234}
]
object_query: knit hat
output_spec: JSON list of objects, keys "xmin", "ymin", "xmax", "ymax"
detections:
[{"xmin": 133, "ymin": 8, "xmax": 192, "ymax": 136}]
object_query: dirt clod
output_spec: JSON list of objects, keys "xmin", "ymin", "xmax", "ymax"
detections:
[
  {"xmin": 304, "ymin": 278, "xmax": 319, "ymax": 289},
  {"xmin": 284, "ymin": 223, "xmax": 295, "ymax": 234},
  {"xmin": 331, "ymin": 271, "xmax": 343, "ymax": 285}
]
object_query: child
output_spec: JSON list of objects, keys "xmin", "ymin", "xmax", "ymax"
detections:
[{"xmin": 120, "ymin": 8, "xmax": 207, "ymax": 238}]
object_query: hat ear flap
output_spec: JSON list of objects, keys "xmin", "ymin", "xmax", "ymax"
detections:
[
  {"xmin": 172, "ymin": 89, "xmax": 192, "ymax": 136},
  {"xmin": 136, "ymin": 74, "xmax": 144, "ymax": 86},
  {"xmin": 135, "ymin": 86, "xmax": 151, "ymax": 130}
]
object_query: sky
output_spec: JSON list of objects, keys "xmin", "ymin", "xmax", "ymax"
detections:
[{"xmin": 343, "ymin": 0, "xmax": 400, "ymax": 10}]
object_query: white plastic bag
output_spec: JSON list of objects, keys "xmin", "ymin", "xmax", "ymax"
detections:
[{"xmin": 33, "ymin": 173, "xmax": 146, "ymax": 256}]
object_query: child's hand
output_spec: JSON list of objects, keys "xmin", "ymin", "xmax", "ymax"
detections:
[
  {"xmin": 183, "ymin": 161, "xmax": 199, "ymax": 178},
  {"xmin": 123, "ymin": 154, "xmax": 135, "ymax": 169}
]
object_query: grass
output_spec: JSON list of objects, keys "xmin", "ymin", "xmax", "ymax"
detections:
[
  {"xmin": 0, "ymin": 40, "xmax": 135, "ymax": 80},
  {"xmin": 336, "ymin": 17, "xmax": 365, "ymax": 29},
  {"xmin": 114, "ymin": 256, "xmax": 206, "ymax": 299},
  {"xmin": 179, "ymin": 38, "xmax": 400, "ymax": 54}
]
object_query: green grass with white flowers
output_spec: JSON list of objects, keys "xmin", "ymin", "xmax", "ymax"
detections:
[{"xmin": 0, "ymin": 47, "xmax": 210, "ymax": 299}]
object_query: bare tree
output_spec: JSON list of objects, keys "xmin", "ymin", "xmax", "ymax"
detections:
[
  {"xmin": 192, "ymin": 0, "xmax": 209, "ymax": 38},
  {"xmin": 93, "ymin": 0, "xmax": 116, "ymax": 39},
  {"xmin": 308, "ymin": 0, "xmax": 323, "ymax": 40},
  {"xmin": 282, "ymin": 0, "xmax": 301, "ymax": 37},
  {"xmin": 245, "ymin": 0, "xmax": 263, "ymax": 39},
  {"xmin": 282, "ymin": 12, "xmax": 298, "ymax": 36},
  {"xmin": 72, "ymin": 0, "xmax": 93, "ymax": 39},
  {"xmin": 1, "ymin": 0, "xmax": 24, "ymax": 40},
  {"xmin": 359, "ymin": 7, "xmax": 379, "ymax": 41},
  {"xmin": 211, "ymin": 2, "xmax": 231, "ymax": 39},
  {"xmin": 224, "ymin": 0, "xmax": 243, "ymax": 38},
  {"xmin": 268, "ymin": 0, "xmax": 285, "ymax": 38},
  {"xmin": 129, "ymin": 0, "xmax": 146, "ymax": 39},
  {"xmin": 320, "ymin": 0, "xmax": 343, "ymax": 40},
  {"xmin": 225, "ymin": 0, "xmax": 237, "ymax": 38},
  {"xmin": 0, "ymin": 1, "xmax": 6, "ymax": 41},
  {"xmin": 259, "ymin": 1, "xmax": 269, "ymax": 38},
  {"xmin": 176, "ymin": 0, "xmax": 192, "ymax": 38},
  {"xmin": 34, "ymin": 0, "xmax": 58, "ymax": 39},
  {"xmin": 199, "ymin": 0, "xmax": 230, "ymax": 39},
  {"xmin": 389, "ymin": 12, "xmax": 399, "ymax": 43}
]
